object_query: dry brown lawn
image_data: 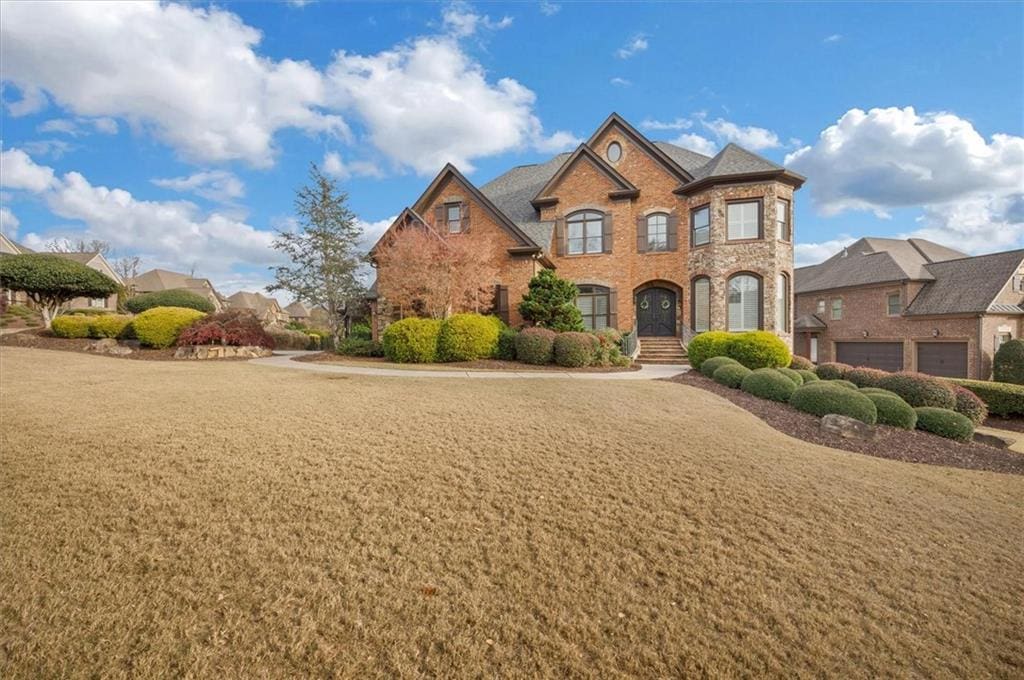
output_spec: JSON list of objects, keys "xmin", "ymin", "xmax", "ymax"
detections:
[{"xmin": 1, "ymin": 347, "xmax": 1023, "ymax": 678}]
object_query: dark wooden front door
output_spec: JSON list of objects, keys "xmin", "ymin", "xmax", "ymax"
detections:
[{"xmin": 637, "ymin": 288, "xmax": 676, "ymax": 336}]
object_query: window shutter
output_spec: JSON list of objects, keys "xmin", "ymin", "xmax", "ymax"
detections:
[
  {"xmin": 602, "ymin": 213, "xmax": 613, "ymax": 254},
  {"xmin": 667, "ymin": 213, "xmax": 679, "ymax": 251},
  {"xmin": 462, "ymin": 201, "xmax": 471, "ymax": 231},
  {"xmin": 555, "ymin": 218, "xmax": 566, "ymax": 256},
  {"xmin": 607, "ymin": 288, "xmax": 618, "ymax": 329},
  {"xmin": 636, "ymin": 215, "xmax": 647, "ymax": 253},
  {"xmin": 434, "ymin": 204, "xmax": 445, "ymax": 228}
]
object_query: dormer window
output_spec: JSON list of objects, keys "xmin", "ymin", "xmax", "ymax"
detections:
[{"xmin": 446, "ymin": 203, "xmax": 462, "ymax": 233}]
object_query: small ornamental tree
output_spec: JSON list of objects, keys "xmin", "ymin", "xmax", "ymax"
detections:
[
  {"xmin": 993, "ymin": 339, "xmax": 1024, "ymax": 385},
  {"xmin": 518, "ymin": 269, "xmax": 584, "ymax": 332},
  {"xmin": 0, "ymin": 254, "xmax": 119, "ymax": 328}
]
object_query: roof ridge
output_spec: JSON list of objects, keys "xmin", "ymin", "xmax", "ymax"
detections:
[{"xmin": 924, "ymin": 247, "xmax": 1024, "ymax": 267}]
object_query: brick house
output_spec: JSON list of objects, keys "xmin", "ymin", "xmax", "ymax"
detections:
[
  {"xmin": 368, "ymin": 113, "xmax": 805, "ymax": 351},
  {"xmin": 794, "ymin": 237, "xmax": 1024, "ymax": 379}
]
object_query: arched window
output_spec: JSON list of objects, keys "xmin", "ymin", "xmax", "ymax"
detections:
[
  {"xmin": 646, "ymin": 213, "xmax": 668, "ymax": 251},
  {"xmin": 577, "ymin": 284, "xmax": 610, "ymax": 330},
  {"xmin": 691, "ymin": 276, "xmax": 711, "ymax": 333},
  {"xmin": 566, "ymin": 210, "xmax": 605, "ymax": 255},
  {"xmin": 776, "ymin": 273, "xmax": 790, "ymax": 332},
  {"xmin": 728, "ymin": 273, "xmax": 762, "ymax": 331}
]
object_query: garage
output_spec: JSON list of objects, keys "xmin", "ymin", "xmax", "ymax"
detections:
[
  {"xmin": 917, "ymin": 342, "xmax": 968, "ymax": 378},
  {"xmin": 835, "ymin": 342, "xmax": 904, "ymax": 372}
]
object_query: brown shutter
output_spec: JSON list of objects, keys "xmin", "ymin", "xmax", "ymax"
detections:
[
  {"xmin": 494, "ymin": 285, "xmax": 510, "ymax": 324},
  {"xmin": 636, "ymin": 215, "xmax": 647, "ymax": 253},
  {"xmin": 462, "ymin": 201, "xmax": 471, "ymax": 231},
  {"xmin": 555, "ymin": 218, "xmax": 566, "ymax": 256},
  {"xmin": 667, "ymin": 213, "xmax": 679, "ymax": 251},
  {"xmin": 602, "ymin": 213, "xmax": 613, "ymax": 254},
  {"xmin": 607, "ymin": 288, "xmax": 618, "ymax": 329},
  {"xmin": 434, "ymin": 204, "xmax": 445, "ymax": 228}
]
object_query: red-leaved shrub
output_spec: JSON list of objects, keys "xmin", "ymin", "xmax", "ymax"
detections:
[
  {"xmin": 177, "ymin": 309, "xmax": 275, "ymax": 349},
  {"xmin": 845, "ymin": 366, "xmax": 889, "ymax": 388},
  {"xmin": 952, "ymin": 385, "xmax": 988, "ymax": 426}
]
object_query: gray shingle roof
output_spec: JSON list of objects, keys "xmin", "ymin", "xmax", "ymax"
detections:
[
  {"xmin": 794, "ymin": 313, "xmax": 827, "ymax": 330},
  {"xmin": 905, "ymin": 249, "xmax": 1024, "ymax": 316},
  {"xmin": 652, "ymin": 142, "xmax": 712, "ymax": 174},
  {"xmin": 479, "ymin": 153, "xmax": 569, "ymax": 251},
  {"xmin": 689, "ymin": 143, "xmax": 783, "ymax": 181}
]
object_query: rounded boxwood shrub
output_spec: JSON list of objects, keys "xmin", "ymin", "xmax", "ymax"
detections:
[
  {"xmin": 124, "ymin": 288, "xmax": 215, "ymax": 314},
  {"xmin": 859, "ymin": 387, "xmax": 899, "ymax": 398},
  {"xmin": 515, "ymin": 327, "xmax": 556, "ymax": 365},
  {"xmin": 89, "ymin": 314, "xmax": 133, "ymax": 339},
  {"xmin": 914, "ymin": 407, "xmax": 974, "ymax": 442},
  {"xmin": 553, "ymin": 331, "xmax": 599, "ymax": 368},
  {"xmin": 382, "ymin": 317, "xmax": 442, "ymax": 363},
  {"xmin": 830, "ymin": 379, "xmax": 859, "ymax": 390},
  {"xmin": 877, "ymin": 371, "xmax": 956, "ymax": 409},
  {"xmin": 495, "ymin": 327, "xmax": 518, "ymax": 361},
  {"xmin": 864, "ymin": 393, "xmax": 917, "ymax": 429},
  {"xmin": 776, "ymin": 367, "xmax": 804, "ymax": 386},
  {"xmin": 952, "ymin": 386, "xmax": 988, "ymax": 426},
  {"xmin": 796, "ymin": 369, "xmax": 819, "ymax": 383},
  {"xmin": 50, "ymin": 314, "xmax": 92, "ymax": 338},
  {"xmin": 993, "ymin": 338, "xmax": 1024, "ymax": 385},
  {"xmin": 700, "ymin": 355, "xmax": 741, "ymax": 378},
  {"xmin": 726, "ymin": 331, "xmax": 792, "ymax": 369},
  {"xmin": 132, "ymin": 306, "xmax": 206, "ymax": 348},
  {"xmin": 686, "ymin": 331, "xmax": 732, "ymax": 370},
  {"xmin": 741, "ymin": 367, "xmax": 798, "ymax": 402},
  {"xmin": 713, "ymin": 363, "xmax": 751, "ymax": 388},
  {"xmin": 789, "ymin": 355, "xmax": 814, "ymax": 370},
  {"xmin": 789, "ymin": 382, "xmax": 878, "ymax": 424},
  {"xmin": 815, "ymin": 362, "xmax": 851, "ymax": 381},
  {"xmin": 845, "ymin": 367, "xmax": 889, "ymax": 388},
  {"xmin": 437, "ymin": 313, "xmax": 502, "ymax": 362}
]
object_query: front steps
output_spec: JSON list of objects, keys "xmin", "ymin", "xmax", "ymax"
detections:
[{"xmin": 637, "ymin": 337, "xmax": 688, "ymax": 365}]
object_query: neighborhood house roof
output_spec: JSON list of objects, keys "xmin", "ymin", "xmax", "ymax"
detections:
[
  {"xmin": 904, "ymin": 249, "xmax": 1024, "ymax": 316},
  {"xmin": 284, "ymin": 301, "xmax": 311, "ymax": 317},
  {"xmin": 130, "ymin": 268, "xmax": 216, "ymax": 293},
  {"xmin": 227, "ymin": 291, "xmax": 283, "ymax": 314}
]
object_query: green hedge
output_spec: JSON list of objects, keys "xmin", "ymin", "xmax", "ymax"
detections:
[
  {"xmin": 125, "ymin": 289, "xmax": 215, "ymax": 314},
  {"xmin": 776, "ymin": 367, "xmax": 804, "ymax": 386},
  {"xmin": 796, "ymin": 369, "xmax": 819, "ymax": 383},
  {"xmin": 741, "ymin": 368, "xmax": 798, "ymax": 402},
  {"xmin": 700, "ymin": 355, "xmax": 741, "ymax": 378},
  {"xmin": 859, "ymin": 387, "xmax": 899, "ymax": 398},
  {"xmin": 382, "ymin": 318, "xmax": 442, "ymax": 363},
  {"xmin": 133, "ymin": 306, "xmax": 206, "ymax": 348},
  {"xmin": 726, "ymin": 331, "xmax": 792, "ymax": 369},
  {"xmin": 336, "ymin": 337, "xmax": 383, "ymax": 357},
  {"xmin": 495, "ymin": 327, "xmax": 518, "ymax": 361},
  {"xmin": 845, "ymin": 367, "xmax": 889, "ymax": 388},
  {"xmin": 437, "ymin": 313, "xmax": 502, "ymax": 361},
  {"xmin": 51, "ymin": 315, "xmax": 93, "ymax": 338},
  {"xmin": 89, "ymin": 314, "xmax": 133, "ymax": 338},
  {"xmin": 713, "ymin": 363, "xmax": 751, "ymax": 388},
  {"xmin": 789, "ymin": 356, "xmax": 814, "ymax": 370},
  {"xmin": 947, "ymin": 378, "xmax": 1024, "ymax": 418},
  {"xmin": 686, "ymin": 331, "xmax": 732, "ymax": 370},
  {"xmin": 878, "ymin": 372, "xmax": 956, "ymax": 409},
  {"xmin": 789, "ymin": 382, "xmax": 878, "ymax": 424},
  {"xmin": 993, "ymin": 338, "xmax": 1024, "ymax": 385},
  {"xmin": 815, "ymin": 362, "xmax": 851, "ymax": 380},
  {"xmin": 914, "ymin": 407, "xmax": 974, "ymax": 442},
  {"xmin": 553, "ymin": 332, "xmax": 599, "ymax": 368},
  {"xmin": 864, "ymin": 393, "xmax": 917, "ymax": 429},
  {"xmin": 514, "ymin": 327, "xmax": 556, "ymax": 365}
]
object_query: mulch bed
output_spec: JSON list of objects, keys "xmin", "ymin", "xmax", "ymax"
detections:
[
  {"xmin": 297, "ymin": 352, "xmax": 640, "ymax": 372},
  {"xmin": 0, "ymin": 330, "xmax": 243, "ymax": 361},
  {"xmin": 664, "ymin": 371, "xmax": 1024, "ymax": 476}
]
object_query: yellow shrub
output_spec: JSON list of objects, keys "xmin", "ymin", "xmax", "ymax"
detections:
[
  {"xmin": 132, "ymin": 306, "xmax": 206, "ymax": 348},
  {"xmin": 51, "ymin": 315, "xmax": 93, "ymax": 338}
]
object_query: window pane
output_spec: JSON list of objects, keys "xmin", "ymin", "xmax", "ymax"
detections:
[
  {"xmin": 693, "ymin": 224, "xmax": 709, "ymax": 246},
  {"xmin": 776, "ymin": 200, "xmax": 788, "ymax": 240},
  {"xmin": 887, "ymin": 294, "xmax": 900, "ymax": 315},
  {"xmin": 728, "ymin": 202, "xmax": 759, "ymax": 240},
  {"xmin": 831, "ymin": 299, "xmax": 842, "ymax": 320},
  {"xmin": 568, "ymin": 238, "xmax": 584, "ymax": 255},
  {"xmin": 728, "ymin": 275, "xmax": 759, "ymax": 331},
  {"xmin": 693, "ymin": 278, "xmax": 710, "ymax": 333},
  {"xmin": 817, "ymin": 299, "xmax": 825, "ymax": 314},
  {"xmin": 594, "ymin": 294, "xmax": 608, "ymax": 314},
  {"xmin": 586, "ymin": 236, "xmax": 603, "ymax": 253},
  {"xmin": 568, "ymin": 222, "xmax": 584, "ymax": 239},
  {"xmin": 776, "ymin": 274, "xmax": 788, "ymax": 331},
  {"xmin": 593, "ymin": 315, "xmax": 607, "ymax": 330}
]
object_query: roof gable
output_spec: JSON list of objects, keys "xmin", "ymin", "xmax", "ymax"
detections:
[
  {"xmin": 530, "ymin": 143, "xmax": 639, "ymax": 208},
  {"xmin": 905, "ymin": 249, "xmax": 1024, "ymax": 316},
  {"xmin": 586, "ymin": 113, "xmax": 693, "ymax": 183}
]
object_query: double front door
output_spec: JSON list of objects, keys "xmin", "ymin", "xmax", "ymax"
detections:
[{"xmin": 637, "ymin": 288, "xmax": 676, "ymax": 336}]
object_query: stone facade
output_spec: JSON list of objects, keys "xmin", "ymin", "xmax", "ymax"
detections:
[{"xmin": 174, "ymin": 345, "xmax": 273, "ymax": 360}]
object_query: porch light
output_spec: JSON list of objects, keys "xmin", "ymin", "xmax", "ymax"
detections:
[{"xmin": 932, "ymin": 328, "xmax": 940, "ymax": 337}]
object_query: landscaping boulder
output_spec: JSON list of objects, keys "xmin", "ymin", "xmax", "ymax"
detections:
[
  {"xmin": 972, "ymin": 431, "xmax": 1014, "ymax": 449},
  {"xmin": 85, "ymin": 338, "xmax": 133, "ymax": 356},
  {"xmin": 820, "ymin": 414, "xmax": 877, "ymax": 440}
]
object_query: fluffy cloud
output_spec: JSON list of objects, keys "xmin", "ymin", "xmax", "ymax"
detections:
[
  {"xmin": 786, "ymin": 107, "xmax": 1024, "ymax": 252},
  {"xmin": 322, "ymin": 151, "xmax": 383, "ymax": 180},
  {"xmin": 0, "ymin": 148, "xmax": 57, "ymax": 191},
  {"xmin": 794, "ymin": 237, "xmax": 857, "ymax": 267},
  {"xmin": 539, "ymin": 1, "xmax": 561, "ymax": 16},
  {"xmin": 616, "ymin": 34, "xmax": 648, "ymax": 59},
  {"xmin": 641, "ymin": 114, "xmax": 781, "ymax": 154},
  {"xmin": 327, "ymin": 37, "xmax": 579, "ymax": 173},
  {"xmin": 609, "ymin": 77, "xmax": 631, "ymax": 87},
  {"xmin": 700, "ymin": 117, "xmax": 780, "ymax": 151},
  {"xmin": 641, "ymin": 118, "xmax": 693, "ymax": 131},
  {"xmin": 1, "ymin": 1, "xmax": 345, "ymax": 167},
  {"xmin": 0, "ymin": 206, "xmax": 20, "ymax": 237},
  {"xmin": 152, "ymin": 170, "xmax": 246, "ymax": 203},
  {"xmin": 670, "ymin": 133, "xmax": 717, "ymax": 156},
  {"xmin": 442, "ymin": 1, "xmax": 513, "ymax": 37}
]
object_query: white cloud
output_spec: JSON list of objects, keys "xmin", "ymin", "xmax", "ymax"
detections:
[
  {"xmin": 609, "ymin": 77, "xmax": 631, "ymax": 87},
  {"xmin": 2, "ymin": 83, "xmax": 47, "ymax": 116},
  {"xmin": 616, "ymin": 34, "xmax": 649, "ymax": 59},
  {"xmin": 1, "ymin": 1, "xmax": 346, "ymax": 167},
  {"xmin": 442, "ymin": 1, "xmax": 513, "ymax": 37},
  {"xmin": 670, "ymin": 133, "xmax": 717, "ymax": 156},
  {"xmin": 823, "ymin": 34, "xmax": 843, "ymax": 43},
  {"xmin": 36, "ymin": 117, "xmax": 119, "ymax": 137},
  {"xmin": 794, "ymin": 237, "xmax": 857, "ymax": 267},
  {"xmin": 92, "ymin": 117, "xmax": 118, "ymax": 135},
  {"xmin": 0, "ymin": 148, "xmax": 58, "ymax": 192},
  {"xmin": 152, "ymin": 170, "xmax": 246, "ymax": 203},
  {"xmin": 357, "ymin": 215, "xmax": 398, "ymax": 250},
  {"xmin": 21, "ymin": 139, "xmax": 75, "ymax": 159},
  {"xmin": 0, "ymin": 206, "xmax": 20, "ymax": 237},
  {"xmin": 37, "ymin": 119, "xmax": 78, "ymax": 135},
  {"xmin": 322, "ymin": 151, "xmax": 383, "ymax": 180},
  {"xmin": 700, "ymin": 117, "xmax": 781, "ymax": 150},
  {"xmin": 539, "ymin": 1, "xmax": 561, "ymax": 16},
  {"xmin": 327, "ymin": 37, "xmax": 578, "ymax": 173},
  {"xmin": 641, "ymin": 118, "xmax": 693, "ymax": 131},
  {"xmin": 286, "ymin": 0, "xmax": 313, "ymax": 7}
]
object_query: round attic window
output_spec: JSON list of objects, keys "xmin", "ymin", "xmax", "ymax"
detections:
[{"xmin": 606, "ymin": 141, "xmax": 622, "ymax": 163}]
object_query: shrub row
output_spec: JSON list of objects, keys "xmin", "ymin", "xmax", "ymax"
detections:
[
  {"xmin": 52, "ymin": 313, "xmax": 134, "ymax": 340},
  {"xmin": 337, "ymin": 337, "xmax": 384, "ymax": 357},
  {"xmin": 687, "ymin": 330, "xmax": 791, "ymax": 371},
  {"xmin": 125, "ymin": 289, "xmax": 215, "ymax": 314},
  {"xmin": 790, "ymin": 382, "xmax": 878, "ymax": 424},
  {"xmin": 948, "ymin": 379, "xmax": 1024, "ymax": 418}
]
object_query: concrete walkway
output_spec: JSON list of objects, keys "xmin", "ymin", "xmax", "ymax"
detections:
[{"xmin": 249, "ymin": 351, "xmax": 689, "ymax": 380}]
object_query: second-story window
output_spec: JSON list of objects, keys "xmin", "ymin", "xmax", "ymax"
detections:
[
  {"xmin": 446, "ymin": 203, "xmax": 462, "ymax": 233},
  {"xmin": 776, "ymin": 199, "xmax": 791, "ymax": 241},
  {"xmin": 816, "ymin": 299, "xmax": 826, "ymax": 315},
  {"xmin": 727, "ymin": 201, "xmax": 761, "ymax": 240},
  {"xmin": 567, "ymin": 210, "xmax": 604, "ymax": 255},
  {"xmin": 831, "ymin": 298, "xmax": 843, "ymax": 320},
  {"xmin": 646, "ymin": 213, "xmax": 668, "ymax": 251},
  {"xmin": 690, "ymin": 205, "xmax": 710, "ymax": 246},
  {"xmin": 887, "ymin": 293, "xmax": 901, "ymax": 316}
]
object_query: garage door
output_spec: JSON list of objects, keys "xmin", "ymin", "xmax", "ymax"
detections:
[
  {"xmin": 835, "ymin": 342, "xmax": 904, "ymax": 372},
  {"xmin": 917, "ymin": 342, "xmax": 968, "ymax": 378}
]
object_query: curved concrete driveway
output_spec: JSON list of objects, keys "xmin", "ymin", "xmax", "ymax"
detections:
[{"xmin": 250, "ymin": 351, "xmax": 689, "ymax": 380}]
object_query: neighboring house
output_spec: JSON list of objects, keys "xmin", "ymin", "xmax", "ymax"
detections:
[
  {"xmin": 225, "ymin": 291, "xmax": 289, "ymax": 326},
  {"xmin": 794, "ymin": 237, "xmax": 1024, "ymax": 379},
  {"xmin": 368, "ymin": 112, "xmax": 805, "ymax": 346},
  {"xmin": 284, "ymin": 301, "xmax": 311, "ymax": 323},
  {"xmin": 1, "ymin": 234, "xmax": 122, "ymax": 310},
  {"xmin": 127, "ymin": 268, "xmax": 224, "ymax": 311}
]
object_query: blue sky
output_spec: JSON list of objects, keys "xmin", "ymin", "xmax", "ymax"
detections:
[{"xmin": 1, "ymin": 0, "xmax": 1022, "ymax": 295}]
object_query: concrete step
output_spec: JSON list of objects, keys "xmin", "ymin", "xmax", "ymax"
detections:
[
  {"xmin": 639, "ymin": 350, "xmax": 687, "ymax": 356},
  {"xmin": 638, "ymin": 358, "xmax": 690, "ymax": 365}
]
